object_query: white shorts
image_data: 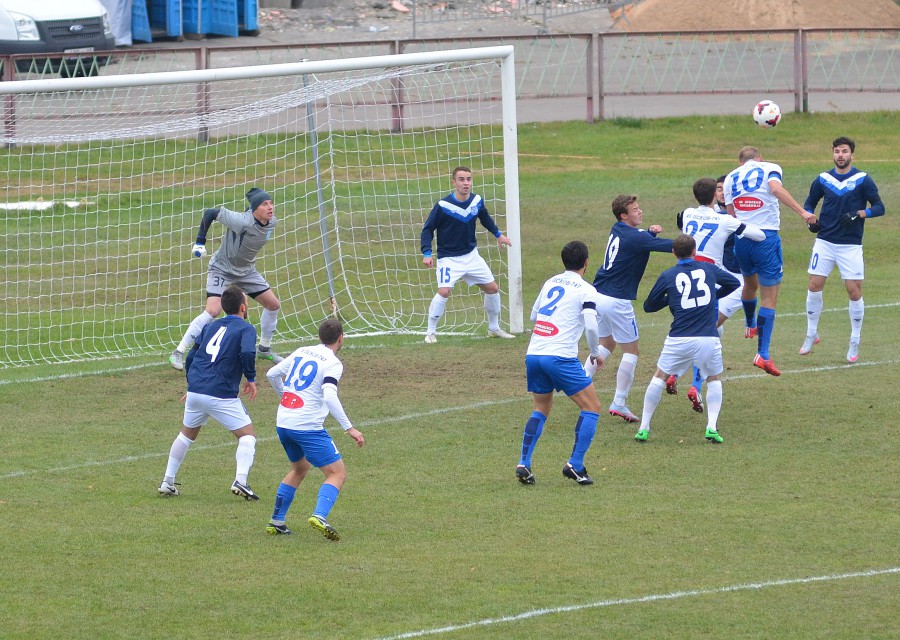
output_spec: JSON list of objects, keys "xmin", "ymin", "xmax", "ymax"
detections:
[
  {"xmin": 435, "ymin": 249, "xmax": 495, "ymax": 288},
  {"xmin": 595, "ymin": 295, "xmax": 638, "ymax": 344},
  {"xmin": 183, "ymin": 392, "xmax": 252, "ymax": 430},
  {"xmin": 808, "ymin": 239, "xmax": 864, "ymax": 280},
  {"xmin": 718, "ymin": 271, "xmax": 745, "ymax": 319},
  {"xmin": 656, "ymin": 336, "xmax": 723, "ymax": 379}
]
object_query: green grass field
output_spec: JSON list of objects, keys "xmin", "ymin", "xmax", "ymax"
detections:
[{"xmin": 1, "ymin": 112, "xmax": 898, "ymax": 639}]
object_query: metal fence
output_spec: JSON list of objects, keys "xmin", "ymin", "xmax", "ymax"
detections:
[{"xmin": 1, "ymin": 28, "xmax": 897, "ymax": 126}]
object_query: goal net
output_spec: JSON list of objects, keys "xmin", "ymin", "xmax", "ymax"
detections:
[{"xmin": 0, "ymin": 46, "xmax": 522, "ymax": 367}]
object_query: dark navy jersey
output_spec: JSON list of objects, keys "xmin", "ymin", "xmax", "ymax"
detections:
[
  {"xmin": 643, "ymin": 259, "xmax": 740, "ymax": 337},
  {"xmin": 420, "ymin": 192, "xmax": 501, "ymax": 259},
  {"xmin": 804, "ymin": 167, "xmax": 884, "ymax": 246},
  {"xmin": 186, "ymin": 315, "xmax": 258, "ymax": 398},
  {"xmin": 593, "ymin": 222, "xmax": 674, "ymax": 300}
]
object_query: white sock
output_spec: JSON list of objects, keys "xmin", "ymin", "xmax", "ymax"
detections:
[
  {"xmin": 806, "ymin": 290, "xmax": 824, "ymax": 336},
  {"xmin": 235, "ymin": 435, "xmax": 256, "ymax": 484},
  {"xmin": 717, "ymin": 324, "xmax": 725, "ymax": 340},
  {"xmin": 259, "ymin": 308, "xmax": 279, "ymax": 347},
  {"xmin": 613, "ymin": 353, "xmax": 638, "ymax": 406},
  {"xmin": 705, "ymin": 380, "xmax": 723, "ymax": 431},
  {"xmin": 849, "ymin": 298, "xmax": 864, "ymax": 341},
  {"xmin": 177, "ymin": 311, "xmax": 215, "ymax": 353},
  {"xmin": 639, "ymin": 377, "xmax": 665, "ymax": 430},
  {"xmin": 484, "ymin": 292, "xmax": 502, "ymax": 332},
  {"xmin": 164, "ymin": 432, "xmax": 194, "ymax": 483},
  {"xmin": 427, "ymin": 294, "xmax": 447, "ymax": 334}
]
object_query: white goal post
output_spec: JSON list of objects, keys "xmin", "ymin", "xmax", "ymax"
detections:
[{"xmin": 0, "ymin": 46, "xmax": 522, "ymax": 366}]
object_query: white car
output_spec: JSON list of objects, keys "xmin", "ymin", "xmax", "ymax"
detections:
[{"xmin": 0, "ymin": 0, "xmax": 115, "ymax": 77}]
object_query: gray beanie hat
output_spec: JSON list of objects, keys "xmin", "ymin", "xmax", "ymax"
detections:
[{"xmin": 246, "ymin": 187, "xmax": 273, "ymax": 212}]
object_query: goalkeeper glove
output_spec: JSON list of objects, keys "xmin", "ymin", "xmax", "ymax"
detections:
[
  {"xmin": 191, "ymin": 243, "xmax": 207, "ymax": 258},
  {"xmin": 807, "ymin": 221, "xmax": 821, "ymax": 233},
  {"xmin": 839, "ymin": 211, "xmax": 860, "ymax": 226}
]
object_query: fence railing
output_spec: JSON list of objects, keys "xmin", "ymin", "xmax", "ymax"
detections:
[{"xmin": 1, "ymin": 28, "xmax": 897, "ymax": 126}]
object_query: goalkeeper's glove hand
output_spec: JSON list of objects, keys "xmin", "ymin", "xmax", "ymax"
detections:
[
  {"xmin": 807, "ymin": 221, "xmax": 821, "ymax": 233},
  {"xmin": 839, "ymin": 211, "xmax": 860, "ymax": 226},
  {"xmin": 191, "ymin": 243, "xmax": 207, "ymax": 258}
]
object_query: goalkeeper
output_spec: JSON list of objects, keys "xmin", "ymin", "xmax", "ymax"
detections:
[{"xmin": 169, "ymin": 187, "xmax": 284, "ymax": 371}]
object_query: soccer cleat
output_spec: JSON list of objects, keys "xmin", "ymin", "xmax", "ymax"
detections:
[
  {"xmin": 847, "ymin": 340, "xmax": 860, "ymax": 363},
  {"xmin": 487, "ymin": 328, "xmax": 515, "ymax": 339},
  {"xmin": 266, "ymin": 522, "xmax": 293, "ymax": 535},
  {"xmin": 665, "ymin": 374, "xmax": 678, "ymax": 395},
  {"xmin": 744, "ymin": 326, "xmax": 758, "ymax": 339},
  {"xmin": 562, "ymin": 463, "xmax": 593, "ymax": 485},
  {"xmin": 424, "ymin": 333, "xmax": 437, "ymax": 344},
  {"xmin": 168, "ymin": 349, "xmax": 184, "ymax": 371},
  {"xmin": 634, "ymin": 428, "xmax": 649, "ymax": 442},
  {"xmin": 687, "ymin": 386, "xmax": 704, "ymax": 414},
  {"xmin": 705, "ymin": 428, "xmax": 724, "ymax": 444},
  {"xmin": 752, "ymin": 354, "xmax": 781, "ymax": 377},
  {"xmin": 608, "ymin": 402, "xmax": 639, "ymax": 423},
  {"xmin": 515, "ymin": 465, "xmax": 535, "ymax": 485},
  {"xmin": 230, "ymin": 480, "xmax": 260, "ymax": 501},
  {"xmin": 257, "ymin": 346, "xmax": 284, "ymax": 364},
  {"xmin": 308, "ymin": 515, "xmax": 340, "ymax": 541},
  {"xmin": 158, "ymin": 480, "xmax": 180, "ymax": 496},
  {"xmin": 799, "ymin": 334, "xmax": 820, "ymax": 355}
]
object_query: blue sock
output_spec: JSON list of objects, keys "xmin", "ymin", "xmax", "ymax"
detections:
[
  {"xmin": 742, "ymin": 297, "xmax": 758, "ymax": 328},
  {"xmin": 692, "ymin": 366, "xmax": 704, "ymax": 392},
  {"xmin": 271, "ymin": 482, "xmax": 297, "ymax": 523},
  {"xmin": 568, "ymin": 411, "xmax": 599, "ymax": 471},
  {"xmin": 757, "ymin": 307, "xmax": 776, "ymax": 359},
  {"xmin": 313, "ymin": 483, "xmax": 340, "ymax": 520},
  {"xmin": 519, "ymin": 411, "xmax": 547, "ymax": 467}
]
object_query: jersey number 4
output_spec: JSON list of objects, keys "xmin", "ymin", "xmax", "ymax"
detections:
[
  {"xmin": 676, "ymin": 269, "xmax": 712, "ymax": 309},
  {"xmin": 205, "ymin": 326, "xmax": 229, "ymax": 362}
]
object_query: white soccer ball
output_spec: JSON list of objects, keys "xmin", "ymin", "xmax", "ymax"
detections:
[{"xmin": 753, "ymin": 100, "xmax": 781, "ymax": 128}]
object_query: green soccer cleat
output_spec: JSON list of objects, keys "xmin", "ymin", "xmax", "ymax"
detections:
[
  {"xmin": 266, "ymin": 522, "xmax": 292, "ymax": 535},
  {"xmin": 634, "ymin": 428, "xmax": 649, "ymax": 442},
  {"xmin": 257, "ymin": 346, "xmax": 284, "ymax": 364},
  {"xmin": 308, "ymin": 515, "xmax": 340, "ymax": 541},
  {"xmin": 705, "ymin": 428, "xmax": 724, "ymax": 444}
]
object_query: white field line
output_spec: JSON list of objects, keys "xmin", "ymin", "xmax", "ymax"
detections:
[
  {"xmin": 370, "ymin": 567, "xmax": 900, "ymax": 640},
  {"xmin": 3, "ymin": 302, "xmax": 898, "ymax": 386}
]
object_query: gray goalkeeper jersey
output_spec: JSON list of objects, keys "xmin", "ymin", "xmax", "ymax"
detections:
[{"xmin": 208, "ymin": 206, "xmax": 277, "ymax": 277}]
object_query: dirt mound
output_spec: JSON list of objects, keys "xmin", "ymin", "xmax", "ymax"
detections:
[{"xmin": 618, "ymin": 0, "xmax": 900, "ymax": 31}]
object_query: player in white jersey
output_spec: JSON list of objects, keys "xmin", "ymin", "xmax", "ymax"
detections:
[
  {"xmin": 667, "ymin": 177, "xmax": 764, "ymax": 411},
  {"xmin": 517, "ymin": 240, "xmax": 605, "ymax": 487},
  {"xmin": 724, "ymin": 146, "xmax": 817, "ymax": 376},
  {"xmin": 264, "ymin": 319, "xmax": 365, "ymax": 540},
  {"xmin": 169, "ymin": 187, "xmax": 284, "ymax": 371}
]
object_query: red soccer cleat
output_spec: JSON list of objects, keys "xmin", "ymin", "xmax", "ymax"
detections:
[
  {"xmin": 744, "ymin": 326, "xmax": 758, "ymax": 339},
  {"xmin": 687, "ymin": 386, "xmax": 704, "ymax": 413},
  {"xmin": 665, "ymin": 374, "xmax": 678, "ymax": 395},
  {"xmin": 753, "ymin": 354, "xmax": 781, "ymax": 377}
]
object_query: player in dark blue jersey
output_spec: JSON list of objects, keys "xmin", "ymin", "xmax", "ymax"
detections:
[
  {"xmin": 591, "ymin": 194, "xmax": 673, "ymax": 423},
  {"xmin": 420, "ymin": 166, "xmax": 514, "ymax": 343},
  {"xmin": 800, "ymin": 137, "xmax": 885, "ymax": 363},
  {"xmin": 159, "ymin": 286, "xmax": 261, "ymax": 500},
  {"xmin": 634, "ymin": 234, "xmax": 740, "ymax": 443}
]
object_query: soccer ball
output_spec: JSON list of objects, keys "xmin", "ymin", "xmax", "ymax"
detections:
[{"xmin": 753, "ymin": 100, "xmax": 781, "ymax": 128}]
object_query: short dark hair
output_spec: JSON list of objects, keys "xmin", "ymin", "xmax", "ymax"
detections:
[
  {"xmin": 319, "ymin": 318, "xmax": 344, "ymax": 345},
  {"xmin": 611, "ymin": 194, "xmax": 638, "ymax": 221},
  {"xmin": 832, "ymin": 136, "xmax": 855, "ymax": 153},
  {"xmin": 452, "ymin": 166, "xmax": 472, "ymax": 178},
  {"xmin": 561, "ymin": 240, "xmax": 589, "ymax": 271},
  {"xmin": 692, "ymin": 177, "xmax": 717, "ymax": 206},
  {"xmin": 716, "ymin": 174, "xmax": 727, "ymax": 184},
  {"xmin": 221, "ymin": 285, "xmax": 246, "ymax": 315},
  {"xmin": 673, "ymin": 233, "xmax": 696, "ymax": 259}
]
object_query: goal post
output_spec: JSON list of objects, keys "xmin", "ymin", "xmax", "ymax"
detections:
[{"xmin": 0, "ymin": 46, "xmax": 522, "ymax": 367}]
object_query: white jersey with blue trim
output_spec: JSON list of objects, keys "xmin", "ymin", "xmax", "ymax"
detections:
[
  {"xmin": 680, "ymin": 205, "xmax": 746, "ymax": 268},
  {"xmin": 267, "ymin": 344, "xmax": 344, "ymax": 432},
  {"xmin": 724, "ymin": 159, "xmax": 784, "ymax": 230},
  {"xmin": 528, "ymin": 271, "xmax": 601, "ymax": 358}
]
